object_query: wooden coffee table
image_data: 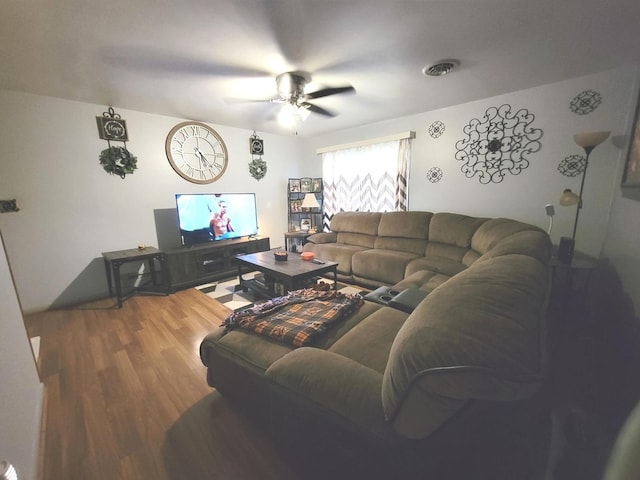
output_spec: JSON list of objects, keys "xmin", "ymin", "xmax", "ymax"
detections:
[{"xmin": 235, "ymin": 250, "xmax": 338, "ymax": 297}]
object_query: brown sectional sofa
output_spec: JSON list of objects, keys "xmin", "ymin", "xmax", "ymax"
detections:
[{"xmin": 199, "ymin": 211, "xmax": 553, "ymax": 478}]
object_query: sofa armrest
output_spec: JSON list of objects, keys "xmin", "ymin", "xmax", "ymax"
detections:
[
  {"xmin": 266, "ymin": 347, "xmax": 390, "ymax": 438},
  {"xmin": 305, "ymin": 231, "xmax": 337, "ymax": 244}
]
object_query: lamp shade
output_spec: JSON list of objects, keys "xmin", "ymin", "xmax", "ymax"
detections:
[
  {"xmin": 559, "ymin": 188, "xmax": 580, "ymax": 206},
  {"xmin": 300, "ymin": 193, "xmax": 320, "ymax": 209},
  {"xmin": 574, "ymin": 131, "xmax": 610, "ymax": 149}
]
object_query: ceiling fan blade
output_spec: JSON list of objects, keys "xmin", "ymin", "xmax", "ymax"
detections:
[
  {"xmin": 305, "ymin": 85, "xmax": 355, "ymax": 99},
  {"xmin": 103, "ymin": 47, "xmax": 271, "ymax": 78},
  {"xmin": 302, "ymin": 102, "xmax": 337, "ymax": 117},
  {"xmin": 224, "ymin": 96, "xmax": 281, "ymax": 105}
]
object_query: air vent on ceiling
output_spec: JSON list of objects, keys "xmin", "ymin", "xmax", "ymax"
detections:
[{"xmin": 422, "ymin": 60, "xmax": 460, "ymax": 77}]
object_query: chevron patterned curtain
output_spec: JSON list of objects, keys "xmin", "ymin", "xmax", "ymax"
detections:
[{"xmin": 320, "ymin": 138, "xmax": 411, "ymax": 231}]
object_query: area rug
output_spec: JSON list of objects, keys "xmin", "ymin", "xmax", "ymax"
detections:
[{"xmin": 195, "ymin": 272, "xmax": 365, "ymax": 311}]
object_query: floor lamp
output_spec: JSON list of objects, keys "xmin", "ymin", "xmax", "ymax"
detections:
[{"xmin": 557, "ymin": 130, "xmax": 610, "ymax": 264}]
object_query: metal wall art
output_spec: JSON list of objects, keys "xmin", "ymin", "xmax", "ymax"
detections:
[
  {"xmin": 96, "ymin": 107, "xmax": 137, "ymax": 179},
  {"xmin": 248, "ymin": 131, "xmax": 267, "ymax": 180},
  {"xmin": 0, "ymin": 199, "xmax": 19, "ymax": 213},
  {"xmin": 558, "ymin": 154, "xmax": 586, "ymax": 177},
  {"xmin": 426, "ymin": 167, "xmax": 443, "ymax": 183},
  {"xmin": 569, "ymin": 90, "xmax": 602, "ymax": 115},
  {"xmin": 428, "ymin": 121, "xmax": 445, "ymax": 138},
  {"xmin": 455, "ymin": 104, "xmax": 543, "ymax": 184}
]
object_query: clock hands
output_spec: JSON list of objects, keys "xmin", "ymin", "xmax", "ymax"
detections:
[{"xmin": 194, "ymin": 147, "xmax": 212, "ymax": 168}]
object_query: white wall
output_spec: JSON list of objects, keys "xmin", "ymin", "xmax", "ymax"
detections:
[
  {"xmin": 0, "ymin": 91, "xmax": 305, "ymax": 312},
  {"xmin": 3, "ymin": 67, "xmax": 640, "ymax": 314},
  {"xmin": 0, "ymin": 231, "xmax": 42, "ymax": 480},
  {"xmin": 305, "ymin": 66, "xmax": 640, "ymax": 311},
  {"xmin": 602, "ymin": 66, "xmax": 640, "ymax": 311}
]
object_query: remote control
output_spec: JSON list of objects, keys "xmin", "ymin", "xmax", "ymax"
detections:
[{"xmin": 312, "ymin": 259, "xmax": 325, "ymax": 264}]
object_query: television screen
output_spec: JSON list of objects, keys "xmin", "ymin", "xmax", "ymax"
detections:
[{"xmin": 175, "ymin": 193, "xmax": 258, "ymax": 246}]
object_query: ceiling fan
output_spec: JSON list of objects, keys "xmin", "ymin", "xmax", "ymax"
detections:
[{"xmin": 232, "ymin": 71, "xmax": 355, "ymax": 126}]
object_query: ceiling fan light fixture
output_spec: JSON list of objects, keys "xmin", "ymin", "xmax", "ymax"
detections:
[
  {"xmin": 276, "ymin": 72, "xmax": 309, "ymax": 99},
  {"xmin": 422, "ymin": 60, "xmax": 460, "ymax": 77},
  {"xmin": 278, "ymin": 103, "xmax": 310, "ymax": 129}
]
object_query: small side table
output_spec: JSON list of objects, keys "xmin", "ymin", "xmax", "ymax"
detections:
[
  {"xmin": 550, "ymin": 255, "xmax": 597, "ymax": 307},
  {"xmin": 102, "ymin": 246, "xmax": 171, "ymax": 308},
  {"xmin": 284, "ymin": 231, "xmax": 313, "ymax": 253}
]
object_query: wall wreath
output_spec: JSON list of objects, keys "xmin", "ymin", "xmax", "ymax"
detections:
[
  {"xmin": 455, "ymin": 104, "xmax": 543, "ymax": 184},
  {"xmin": 249, "ymin": 157, "xmax": 267, "ymax": 180},
  {"xmin": 99, "ymin": 146, "xmax": 138, "ymax": 179}
]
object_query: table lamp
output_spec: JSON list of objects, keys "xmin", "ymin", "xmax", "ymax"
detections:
[{"xmin": 301, "ymin": 193, "xmax": 320, "ymax": 231}]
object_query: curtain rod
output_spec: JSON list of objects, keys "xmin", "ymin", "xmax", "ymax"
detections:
[{"xmin": 316, "ymin": 131, "xmax": 416, "ymax": 154}]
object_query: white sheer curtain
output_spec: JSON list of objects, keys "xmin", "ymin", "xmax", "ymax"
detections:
[{"xmin": 320, "ymin": 138, "xmax": 411, "ymax": 231}]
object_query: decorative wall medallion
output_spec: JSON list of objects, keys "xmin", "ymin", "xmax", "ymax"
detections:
[
  {"xmin": 569, "ymin": 90, "xmax": 602, "ymax": 115},
  {"xmin": 558, "ymin": 154, "xmax": 586, "ymax": 177},
  {"xmin": 455, "ymin": 104, "xmax": 543, "ymax": 184},
  {"xmin": 249, "ymin": 157, "xmax": 267, "ymax": 180},
  {"xmin": 426, "ymin": 167, "xmax": 443, "ymax": 183},
  {"xmin": 428, "ymin": 121, "xmax": 445, "ymax": 138}
]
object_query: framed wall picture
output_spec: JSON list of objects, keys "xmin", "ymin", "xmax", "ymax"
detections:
[
  {"xmin": 622, "ymin": 93, "xmax": 640, "ymax": 188},
  {"xmin": 289, "ymin": 178, "xmax": 301, "ymax": 192},
  {"xmin": 300, "ymin": 177, "xmax": 312, "ymax": 193},
  {"xmin": 300, "ymin": 218, "xmax": 311, "ymax": 232},
  {"xmin": 96, "ymin": 116, "xmax": 129, "ymax": 141},
  {"xmin": 312, "ymin": 177, "xmax": 323, "ymax": 192}
]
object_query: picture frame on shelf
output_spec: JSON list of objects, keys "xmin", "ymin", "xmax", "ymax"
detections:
[
  {"xmin": 312, "ymin": 177, "xmax": 323, "ymax": 192},
  {"xmin": 300, "ymin": 218, "xmax": 311, "ymax": 232},
  {"xmin": 289, "ymin": 178, "xmax": 301, "ymax": 192},
  {"xmin": 290, "ymin": 199, "xmax": 302, "ymax": 212},
  {"xmin": 300, "ymin": 177, "xmax": 312, "ymax": 193}
]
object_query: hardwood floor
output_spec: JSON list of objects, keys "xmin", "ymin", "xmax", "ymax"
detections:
[{"xmin": 24, "ymin": 289, "xmax": 298, "ymax": 480}]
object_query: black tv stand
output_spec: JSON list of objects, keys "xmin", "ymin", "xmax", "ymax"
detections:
[{"xmin": 165, "ymin": 236, "xmax": 270, "ymax": 291}]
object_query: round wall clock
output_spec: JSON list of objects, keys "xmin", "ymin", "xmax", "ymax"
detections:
[{"xmin": 165, "ymin": 121, "xmax": 228, "ymax": 183}]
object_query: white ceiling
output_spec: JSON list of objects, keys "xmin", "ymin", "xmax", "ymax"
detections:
[{"xmin": 2, "ymin": 0, "xmax": 640, "ymax": 137}]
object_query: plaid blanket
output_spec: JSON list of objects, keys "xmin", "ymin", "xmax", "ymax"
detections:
[{"xmin": 221, "ymin": 288, "xmax": 364, "ymax": 347}]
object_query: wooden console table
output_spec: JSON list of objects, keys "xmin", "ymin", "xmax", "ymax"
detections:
[{"xmin": 102, "ymin": 246, "xmax": 171, "ymax": 308}]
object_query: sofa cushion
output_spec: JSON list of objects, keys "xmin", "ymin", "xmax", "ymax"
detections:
[
  {"xmin": 304, "ymin": 243, "xmax": 369, "ymax": 276},
  {"xmin": 328, "ymin": 306, "xmax": 410, "ymax": 374},
  {"xmin": 352, "ymin": 249, "xmax": 421, "ymax": 285},
  {"xmin": 305, "ymin": 231, "xmax": 337, "ymax": 244},
  {"xmin": 471, "ymin": 217, "xmax": 544, "ymax": 255},
  {"xmin": 476, "ymin": 229, "xmax": 551, "ymax": 265},
  {"xmin": 428, "ymin": 213, "xmax": 487, "ymax": 247},
  {"xmin": 201, "ymin": 302, "xmax": 385, "ymax": 375},
  {"xmin": 381, "ymin": 254, "xmax": 549, "ymax": 439},
  {"xmin": 266, "ymin": 348, "xmax": 395, "ymax": 442},
  {"xmin": 377, "ymin": 211, "xmax": 432, "ymax": 239},
  {"xmin": 331, "ymin": 211, "xmax": 382, "ymax": 236},
  {"xmin": 392, "ymin": 269, "xmax": 454, "ymax": 296},
  {"xmin": 404, "ymin": 255, "xmax": 468, "ymax": 278}
]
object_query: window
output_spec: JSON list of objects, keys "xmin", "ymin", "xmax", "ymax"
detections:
[{"xmin": 318, "ymin": 133, "xmax": 413, "ymax": 231}]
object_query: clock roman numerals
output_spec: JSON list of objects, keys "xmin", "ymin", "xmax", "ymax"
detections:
[{"xmin": 166, "ymin": 121, "xmax": 228, "ymax": 184}]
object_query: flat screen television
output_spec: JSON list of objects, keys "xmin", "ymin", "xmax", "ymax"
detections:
[{"xmin": 175, "ymin": 192, "xmax": 259, "ymax": 246}]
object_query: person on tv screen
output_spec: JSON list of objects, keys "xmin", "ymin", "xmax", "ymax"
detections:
[{"xmin": 210, "ymin": 200, "xmax": 234, "ymax": 239}]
